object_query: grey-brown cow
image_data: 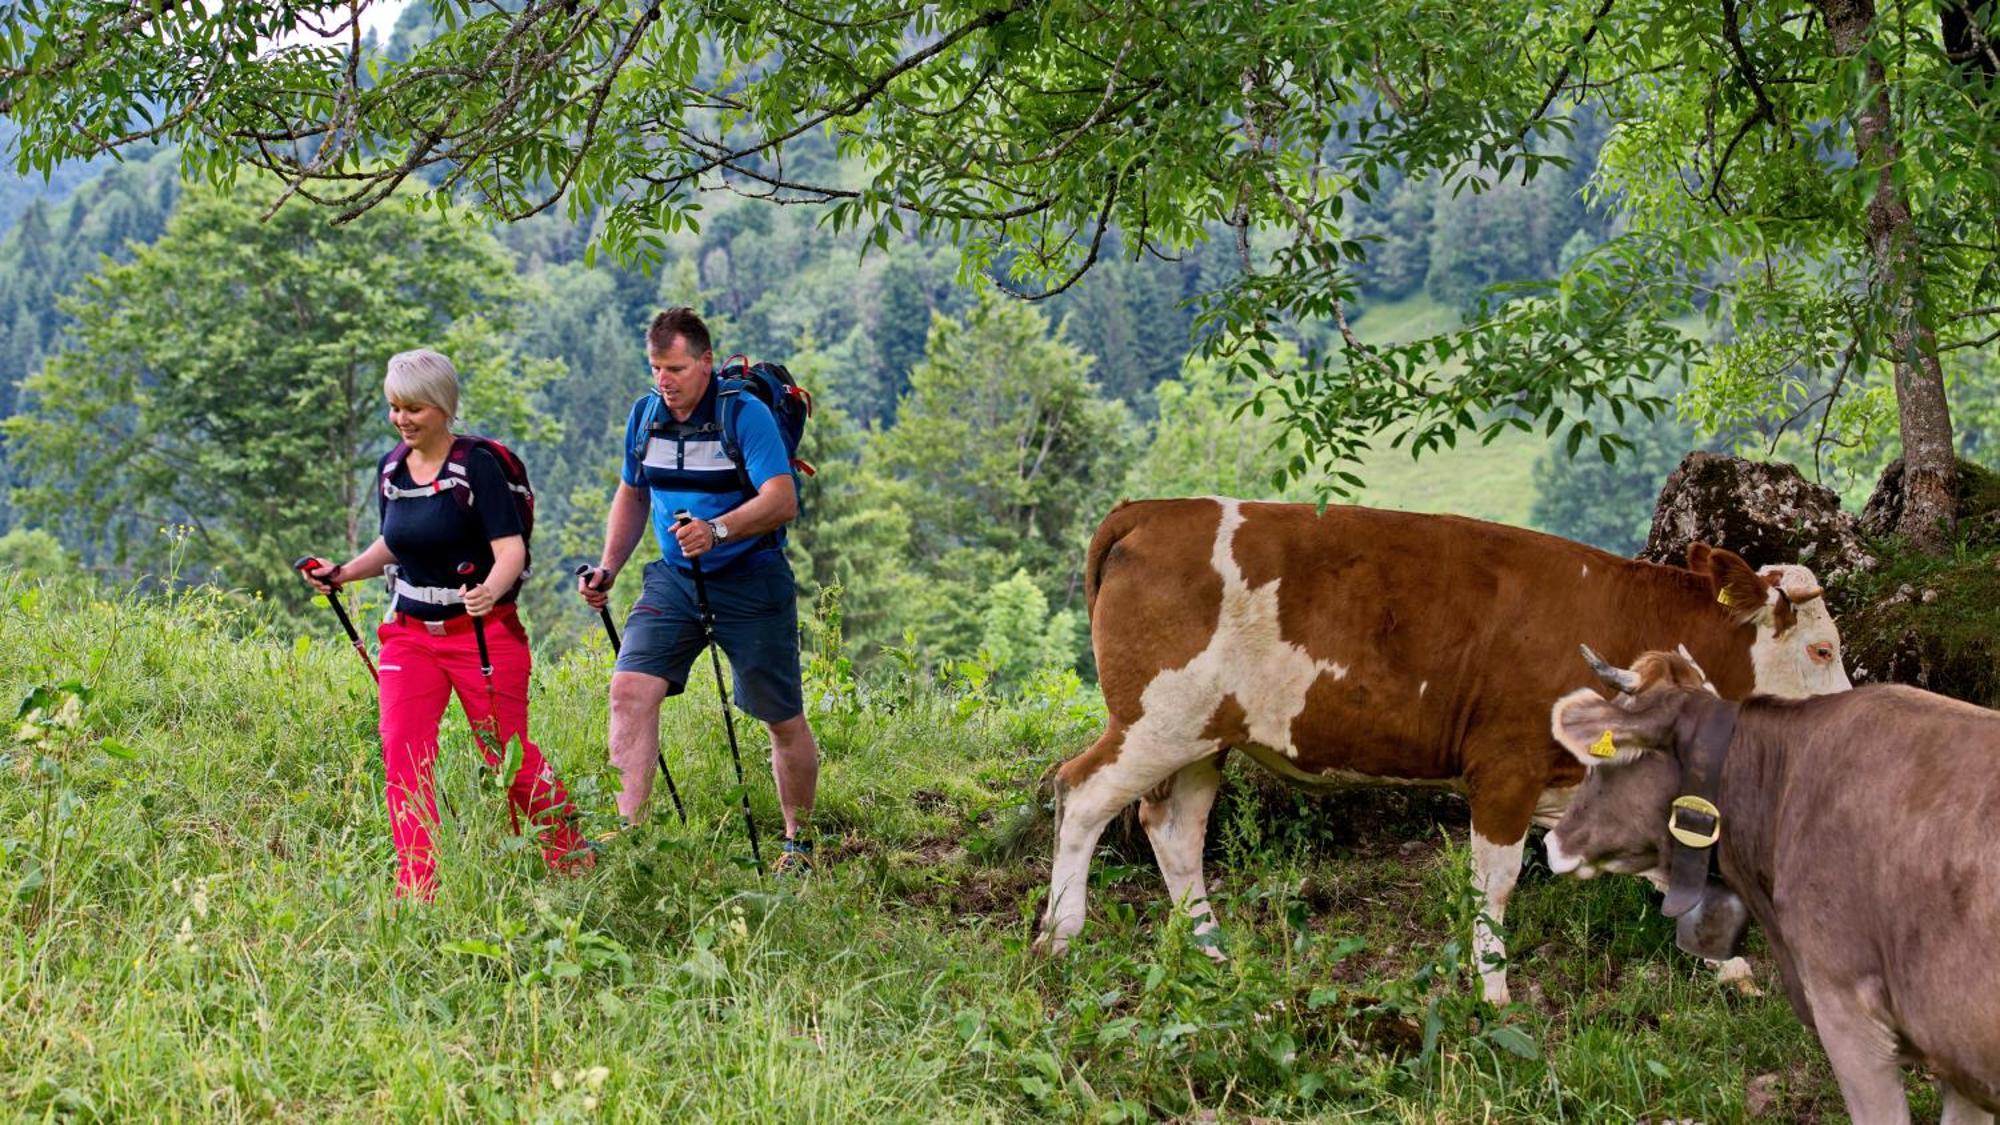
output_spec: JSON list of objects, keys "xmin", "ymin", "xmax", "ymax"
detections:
[{"xmin": 1548, "ymin": 649, "xmax": 2000, "ymax": 1124}]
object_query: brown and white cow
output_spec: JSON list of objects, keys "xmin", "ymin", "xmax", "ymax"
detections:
[
  {"xmin": 1548, "ymin": 651, "xmax": 2000, "ymax": 1124},
  {"xmin": 1038, "ymin": 498, "xmax": 1851, "ymax": 1004}
]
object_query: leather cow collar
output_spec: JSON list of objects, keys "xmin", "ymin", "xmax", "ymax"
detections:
[{"xmin": 1658, "ymin": 694, "xmax": 1747, "ymax": 960}]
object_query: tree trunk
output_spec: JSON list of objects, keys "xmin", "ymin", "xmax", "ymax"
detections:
[{"xmin": 1821, "ymin": 0, "xmax": 1959, "ymax": 551}]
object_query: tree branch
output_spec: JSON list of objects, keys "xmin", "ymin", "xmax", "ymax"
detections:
[{"xmin": 1513, "ymin": 0, "xmax": 1616, "ymax": 149}]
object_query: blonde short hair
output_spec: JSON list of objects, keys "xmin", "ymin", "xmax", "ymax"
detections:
[{"xmin": 383, "ymin": 349, "xmax": 461, "ymax": 422}]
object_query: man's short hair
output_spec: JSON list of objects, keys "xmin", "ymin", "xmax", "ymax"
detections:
[
  {"xmin": 383, "ymin": 348, "xmax": 461, "ymax": 422},
  {"xmin": 648, "ymin": 307, "xmax": 712, "ymax": 358}
]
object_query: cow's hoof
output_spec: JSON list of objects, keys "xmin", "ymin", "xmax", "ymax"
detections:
[{"xmin": 1032, "ymin": 932, "xmax": 1070, "ymax": 957}]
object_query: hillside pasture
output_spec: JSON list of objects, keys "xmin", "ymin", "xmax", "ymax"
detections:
[{"xmin": 0, "ymin": 572, "xmax": 1864, "ymax": 1122}]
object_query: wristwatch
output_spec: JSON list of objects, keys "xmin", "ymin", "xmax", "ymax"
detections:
[{"xmin": 710, "ymin": 519, "xmax": 731, "ymax": 543}]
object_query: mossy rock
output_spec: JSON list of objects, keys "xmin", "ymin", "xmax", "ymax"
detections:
[
  {"xmin": 1861, "ymin": 457, "xmax": 2000, "ymax": 550},
  {"xmin": 1833, "ymin": 460, "xmax": 2000, "ymax": 707}
]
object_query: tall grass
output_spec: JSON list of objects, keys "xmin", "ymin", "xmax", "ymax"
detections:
[{"xmin": 1, "ymin": 571, "xmax": 1853, "ymax": 1121}]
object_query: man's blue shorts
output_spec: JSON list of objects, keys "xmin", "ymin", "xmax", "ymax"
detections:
[{"xmin": 615, "ymin": 552, "xmax": 805, "ymax": 722}]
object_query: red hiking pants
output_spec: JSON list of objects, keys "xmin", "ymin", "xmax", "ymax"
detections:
[{"xmin": 375, "ymin": 606, "xmax": 590, "ymax": 898}]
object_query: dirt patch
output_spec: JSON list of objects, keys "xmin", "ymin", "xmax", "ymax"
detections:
[{"xmin": 902, "ymin": 868, "xmax": 1038, "ymax": 920}]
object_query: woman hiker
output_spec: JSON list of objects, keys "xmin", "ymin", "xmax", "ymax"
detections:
[{"xmin": 300, "ymin": 348, "xmax": 592, "ymax": 899}]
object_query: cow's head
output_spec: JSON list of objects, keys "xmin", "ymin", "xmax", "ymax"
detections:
[
  {"xmin": 1545, "ymin": 646, "xmax": 1751, "ymax": 959},
  {"xmin": 1687, "ymin": 543, "xmax": 1851, "ymax": 697}
]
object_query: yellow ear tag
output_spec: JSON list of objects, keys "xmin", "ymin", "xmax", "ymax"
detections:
[
  {"xmin": 1716, "ymin": 588, "xmax": 1734, "ymax": 607},
  {"xmin": 1589, "ymin": 730, "xmax": 1618, "ymax": 758}
]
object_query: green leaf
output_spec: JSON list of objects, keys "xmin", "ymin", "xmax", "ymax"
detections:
[{"xmin": 1485, "ymin": 1025, "xmax": 1538, "ymax": 1058}]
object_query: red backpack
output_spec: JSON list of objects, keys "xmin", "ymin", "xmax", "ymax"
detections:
[{"xmin": 378, "ymin": 435, "xmax": 537, "ymax": 572}]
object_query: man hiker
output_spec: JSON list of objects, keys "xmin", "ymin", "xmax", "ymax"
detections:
[{"xmin": 576, "ymin": 307, "xmax": 820, "ymax": 874}]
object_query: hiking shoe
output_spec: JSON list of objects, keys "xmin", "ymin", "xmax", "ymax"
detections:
[
  {"xmin": 772, "ymin": 837, "xmax": 814, "ymax": 878},
  {"xmin": 593, "ymin": 818, "xmax": 637, "ymax": 848}
]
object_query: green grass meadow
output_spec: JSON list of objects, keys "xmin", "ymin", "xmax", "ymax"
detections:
[
  {"xmin": 1340, "ymin": 296, "xmax": 1541, "ymax": 528},
  {"xmin": 2, "ymin": 571, "xmax": 1867, "ymax": 1122}
]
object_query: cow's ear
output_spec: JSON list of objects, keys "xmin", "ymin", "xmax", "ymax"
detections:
[
  {"xmin": 1693, "ymin": 544, "xmax": 1771, "ymax": 625},
  {"xmin": 1551, "ymin": 688, "xmax": 1660, "ymax": 767}
]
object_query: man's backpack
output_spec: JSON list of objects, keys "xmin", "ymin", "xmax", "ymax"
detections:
[
  {"xmin": 714, "ymin": 353, "xmax": 816, "ymax": 486},
  {"xmin": 379, "ymin": 435, "xmax": 537, "ymax": 572}
]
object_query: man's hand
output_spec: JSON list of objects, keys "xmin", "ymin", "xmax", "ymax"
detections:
[
  {"xmin": 673, "ymin": 515, "xmax": 718, "ymax": 559},
  {"xmin": 577, "ymin": 565, "xmax": 617, "ymax": 610}
]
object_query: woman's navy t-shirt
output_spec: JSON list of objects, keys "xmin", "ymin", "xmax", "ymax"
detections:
[{"xmin": 378, "ymin": 443, "xmax": 524, "ymax": 620}]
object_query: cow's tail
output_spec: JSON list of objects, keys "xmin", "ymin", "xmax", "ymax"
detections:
[{"xmin": 1083, "ymin": 499, "xmax": 1146, "ymax": 621}]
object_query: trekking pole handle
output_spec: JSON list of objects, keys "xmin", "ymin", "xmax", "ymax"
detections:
[
  {"xmin": 573, "ymin": 564, "xmax": 621, "ymax": 652},
  {"xmin": 671, "ymin": 512, "xmax": 716, "ymax": 624},
  {"xmin": 291, "ymin": 555, "xmax": 341, "ymax": 590}
]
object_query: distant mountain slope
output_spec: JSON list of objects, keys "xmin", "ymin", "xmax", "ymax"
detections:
[{"xmin": 0, "ymin": 122, "xmax": 110, "ymax": 236}]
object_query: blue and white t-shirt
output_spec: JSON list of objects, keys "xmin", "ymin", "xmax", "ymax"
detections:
[{"xmin": 620, "ymin": 378, "xmax": 791, "ymax": 573}]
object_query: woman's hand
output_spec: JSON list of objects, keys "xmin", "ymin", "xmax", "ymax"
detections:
[
  {"xmin": 460, "ymin": 581, "xmax": 498, "ymax": 617},
  {"xmin": 298, "ymin": 558, "xmax": 343, "ymax": 596},
  {"xmin": 295, "ymin": 539, "xmax": 393, "ymax": 595}
]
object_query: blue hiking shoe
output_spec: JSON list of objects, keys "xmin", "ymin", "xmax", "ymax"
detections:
[{"xmin": 772, "ymin": 837, "xmax": 814, "ymax": 878}]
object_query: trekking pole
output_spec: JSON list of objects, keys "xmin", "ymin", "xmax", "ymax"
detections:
[
  {"xmin": 292, "ymin": 556, "xmax": 377, "ymax": 681},
  {"xmin": 456, "ymin": 562, "xmax": 503, "ymax": 748},
  {"xmin": 294, "ymin": 555, "xmax": 463, "ymax": 820},
  {"xmin": 574, "ymin": 563, "xmax": 686, "ymax": 825},
  {"xmin": 674, "ymin": 512, "xmax": 764, "ymax": 875}
]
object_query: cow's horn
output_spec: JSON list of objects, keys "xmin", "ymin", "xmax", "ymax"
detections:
[
  {"xmin": 1580, "ymin": 644, "xmax": 1642, "ymax": 693},
  {"xmin": 1761, "ymin": 564, "xmax": 1825, "ymax": 604}
]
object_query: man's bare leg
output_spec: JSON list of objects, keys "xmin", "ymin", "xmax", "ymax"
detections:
[
  {"xmin": 608, "ymin": 670, "xmax": 671, "ymax": 822},
  {"xmin": 765, "ymin": 712, "xmax": 819, "ymax": 838}
]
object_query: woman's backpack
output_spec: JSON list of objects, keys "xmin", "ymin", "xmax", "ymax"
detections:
[{"xmin": 378, "ymin": 435, "xmax": 537, "ymax": 571}]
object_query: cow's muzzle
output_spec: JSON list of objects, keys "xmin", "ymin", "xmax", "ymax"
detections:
[{"xmin": 1673, "ymin": 880, "xmax": 1748, "ymax": 961}]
